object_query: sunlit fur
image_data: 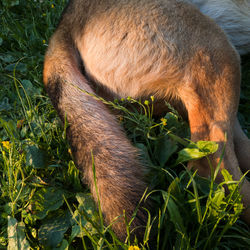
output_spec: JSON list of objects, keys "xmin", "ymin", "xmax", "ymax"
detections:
[{"xmin": 43, "ymin": 0, "xmax": 250, "ymax": 239}]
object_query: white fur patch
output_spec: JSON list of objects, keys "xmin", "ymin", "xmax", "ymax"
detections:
[{"xmin": 188, "ymin": 0, "xmax": 250, "ymax": 55}]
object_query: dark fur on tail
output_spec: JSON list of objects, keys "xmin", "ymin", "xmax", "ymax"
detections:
[{"xmin": 44, "ymin": 23, "xmax": 149, "ymax": 240}]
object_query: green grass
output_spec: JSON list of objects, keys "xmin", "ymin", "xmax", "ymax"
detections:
[{"xmin": 0, "ymin": 1, "xmax": 250, "ymax": 249}]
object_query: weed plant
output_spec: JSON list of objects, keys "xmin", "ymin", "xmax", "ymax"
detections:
[{"xmin": 0, "ymin": 1, "xmax": 250, "ymax": 249}]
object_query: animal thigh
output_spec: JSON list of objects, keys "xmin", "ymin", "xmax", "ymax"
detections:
[{"xmin": 77, "ymin": 0, "xmax": 230, "ymax": 100}]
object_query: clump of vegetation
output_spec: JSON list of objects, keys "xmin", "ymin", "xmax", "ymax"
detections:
[{"xmin": 0, "ymin": 1, "xmax": 249, "ymax": 249}]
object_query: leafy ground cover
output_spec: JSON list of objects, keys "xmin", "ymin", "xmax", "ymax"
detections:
[{"xmin": 0, "ymin": 1, "xmax": 250, "ymax": 249}]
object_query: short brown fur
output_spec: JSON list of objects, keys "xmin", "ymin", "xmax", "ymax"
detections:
[{"xmin": 44, "ymin": 0, "xmax": 250, "ymax": 240}]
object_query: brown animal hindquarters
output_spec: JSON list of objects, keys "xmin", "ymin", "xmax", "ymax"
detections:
[
  {"xmin": 44, "ymin": 27, "xmax": 148, "ymax": 239},
  {"xmin": 44, "ymin": 0, "xmax": 250, "ymax": 240}
]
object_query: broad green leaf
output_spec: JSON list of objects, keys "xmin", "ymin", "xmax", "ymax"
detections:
[
  {"xmin": 154, "ymin": 136, "xmax": 178, "ymax": 166},
  {"xmin": 5, "ymin": 63, "xmax": 27, "ymax": 73},
  {"xmin": 7, "ymin": 217, "xmax": 30, "ymax": 250},
  {"xmin": 32, "ymin": 187, "xmax": 65, "ymax": 220},
  {"xmin": 25, "ymin": 145, "xmax": 46, "ymax": 169},
  {"xmin": 176, "ymin": 141, "xmax": 218, "ymax": 164},
  {"xmin": 76, "ymin": 193, "xmax": 96, "ymax": 213},
  {"xmin": 0, "ymin": 55, "xmax": 15, "ymax": 63},
  {"xmin": 176, "ymin": 147, "xmax": 206, "ymax": 164},
  {"xmin": 196, "ymin": 141, "xmax": 219, "ymax": 154},
  {"xmin": 7, "ymin": 217, "xmax": 18, "ymax": 250},
  {"xmin": 71, "ymin": 193, "xmax": 98, "ymax": 238},
  {"xmin": 21, "ymin": 80, "xmax": 42, "ymax": 96},
  {"xmin": 70, "ymin": 225, "xmax": 81, "ymax": 241},
  {"xmin": 38, "ymin": 212, "xmax": 71, "ymax": 248}
]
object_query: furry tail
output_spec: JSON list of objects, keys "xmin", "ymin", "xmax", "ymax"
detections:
[{"xmin": 43, "ymin": 29, "xmax": 149, "ymax": 239}]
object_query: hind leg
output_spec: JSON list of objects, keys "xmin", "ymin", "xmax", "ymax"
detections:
[
  {"xmin": 234, "ymin": 118, "xmax": 250, "ymax": 173},
  {"xmin": 178, "ymin": 51, "xmax": 250, "ymax": 224},
  {"xmin": 180, "ymin": 89, "xmax": 240, "ymax": 181}
]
